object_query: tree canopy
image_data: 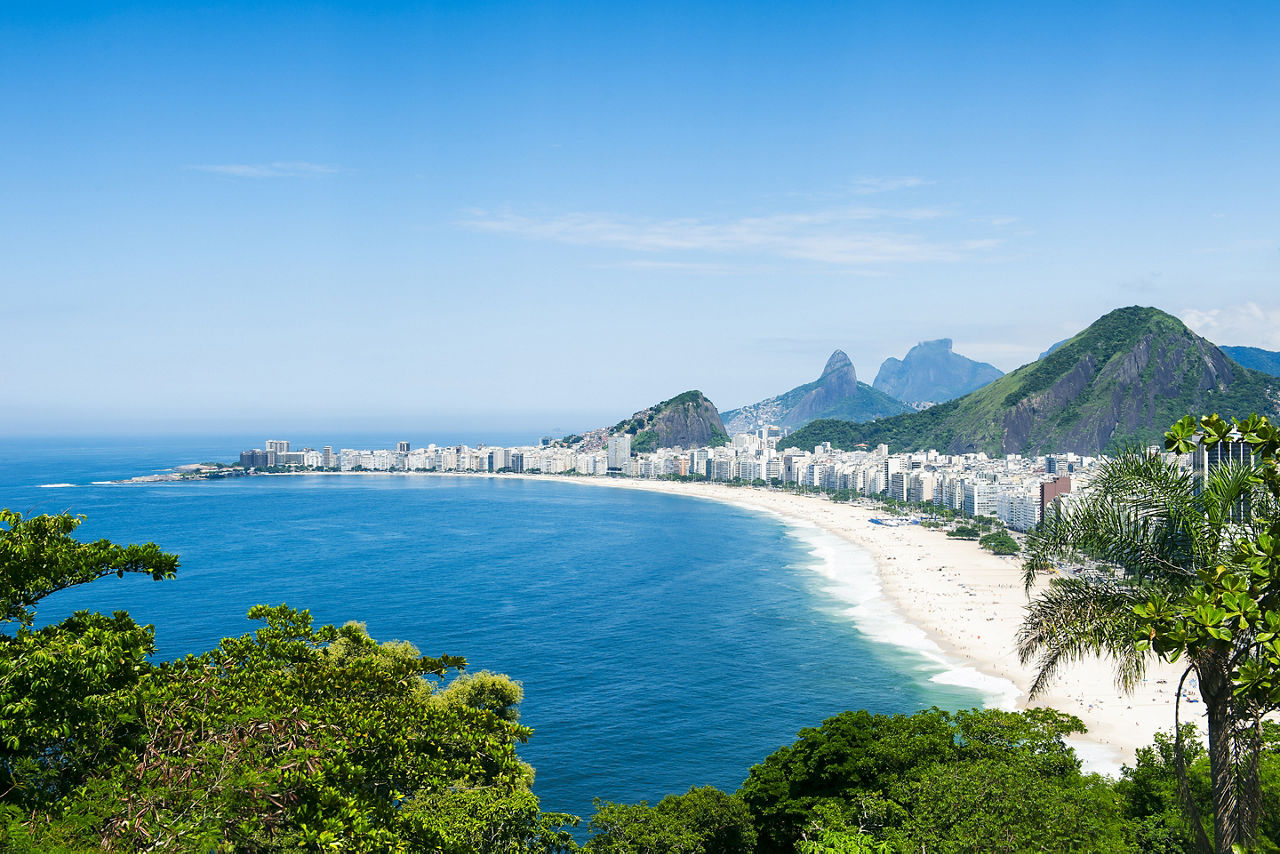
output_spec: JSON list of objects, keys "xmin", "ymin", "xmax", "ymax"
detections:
[
  {"xmin": 0, "ymin": 510, "xmax": 575, "ymax": 852},
  {"xmin": 737, "ymin": 706, "xmax": 1131, "ymax": 853}
]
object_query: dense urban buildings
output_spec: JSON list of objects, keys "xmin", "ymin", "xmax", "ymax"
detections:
[{"xmin": 237, "ymin": 427, "xmax": 1113, "ymax": 531}]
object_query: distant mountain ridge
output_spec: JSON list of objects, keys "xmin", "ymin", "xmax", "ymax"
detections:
[
  {"xmin": 613, "ymin": 390, "xmax": 729, "ymax": 452},
  {"xmin": 781, "ymin": 307, "xmax": 1280, "ymax": 456},
  {"xmin": 1039, "ymin": 339, "xmax": 1069, "ymax": 360},
  {"xmin": 722, "ymin": 350, "xmax": 911, "ymax": 433},
  {"xmin": 1221, "ymin": 346, "xmax": 1280, "ymax": 378},
  {"xmin": 872, "ymin": 338, "xmax": 1003, "ymax": 408}
]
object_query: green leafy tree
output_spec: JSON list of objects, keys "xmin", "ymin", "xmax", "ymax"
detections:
[
  {"xmin": 0, "ymin": 510, "xmax": 178, "ymax": 812},
  {"xmin": 1116, "ymin": 723, "xmax": 1280, "ymax": 853},
  {"xmin": 737, "ymin": 706, "xmax": 1128, "ymax": 853},
  {"xmin": 35, "ymin": 607, "xmax": 578, "ymax": 851},
  {"xmin": 1151, "ymin": 414, "xmax": 1280, "ymax": 851},
  {"xmin": 980, "ymin": 531, "xmax": 1020, "ymax": 556},
  {"xmin": 585, "ymin": 786, "xmax": 755, "ymax": 853},
  {"xmin": 1115, "ymin": 727, "xmax": 1214, "ymax": 852},
  {"xmin": 1018, "ymin": 414, "xmax": 1280, "ymax": 852},
  {"xmin": 794, "ymin": 802, "xmax": 891, "ymax": 854},
  {"xmin": 0, "ymin": 512, "xmax": 577, "ymax": 851}
]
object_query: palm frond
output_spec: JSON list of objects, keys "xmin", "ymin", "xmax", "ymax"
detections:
[
  {"xmin": 1022, "ymin": 450, "xmax": 1268, "ymax": 589},
  {"xmin": 1026, "ymin": 493, "xmax": 1196, "ymax": 586},
  {"xmin": 1195, "ymin": 459, "xmax": 1273, "ymax": 551},
  {"xmin": 1017, "ymin": 576, "xmax": 1149, "ymax": 698}
]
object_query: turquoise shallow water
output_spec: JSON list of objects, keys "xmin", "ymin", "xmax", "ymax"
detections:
[{"xmin": 0, "ymin": 436, "xmax": 984, "ymax": 821}]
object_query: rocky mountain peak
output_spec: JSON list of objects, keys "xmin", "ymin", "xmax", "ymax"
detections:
[
  {"xmin": 721, "ymin": 350, "xmax": 908, "ymax": 433},
  {"xmin": 873, "ymin": 337, "xmax": 1003, "ymax": 407},
  {"xmin": 914, "ymin": 338, "xmax": 952, "ymax": 353},
  {"xmin": 611, "ymin": 390, "xmax": 729, "ymax": 452},
  {"xmin": 822, "ymin": 349, "xmax": 855, "ymax": 381}
]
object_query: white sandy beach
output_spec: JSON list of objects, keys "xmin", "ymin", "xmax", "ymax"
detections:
[{"xmin": 505, "ymin": 474, "xmax": 1199, "ymax": 776}]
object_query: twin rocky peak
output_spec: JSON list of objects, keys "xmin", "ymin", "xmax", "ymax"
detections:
[{"xmin": 721, "ymin": 340, "xmax": 999, "ymax": 434}]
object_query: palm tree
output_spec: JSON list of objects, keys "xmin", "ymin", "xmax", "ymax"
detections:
[{"xmin": 1016, "ymin": 449, "xmax": 1277, "ymax": 853}]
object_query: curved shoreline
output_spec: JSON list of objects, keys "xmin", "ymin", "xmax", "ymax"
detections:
[
  {"xmin": 249, "ymin": 470, "xmax": 1195, "ymax": 773},
  {"xmin": 486, "ymin": 474, "xmax": 1193, "ymax": 775},
  {"xmin": 770, "ymin": 516, "xmax": 1020, "ymax": 710}
]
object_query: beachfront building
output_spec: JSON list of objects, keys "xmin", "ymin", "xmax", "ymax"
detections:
[
  {"xmin": 997, "ymin": 488, "xmax": 1042, "ymax": 532},
  {"xmin": 607, "ymin": 435, "xmax": 631, "ymax": 472},
  {"xmin": 907, "ymin": 472, "xmax": 937, "ymax": 504},
  {"xmin": 963, "ymin": 481, "xmax": 999, "ymax": 517},
  {"xmin": 239, "ymin": 449, "xmax": 276, "ymax": 468},
  {"xmin": 239, "ymin": 428, "xmax": 1103, "ymax": 532}
]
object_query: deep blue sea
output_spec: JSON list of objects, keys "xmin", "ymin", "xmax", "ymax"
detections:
[{"xmin": 0, "ymin": 435, "xmax": 986, "ymax": 823}]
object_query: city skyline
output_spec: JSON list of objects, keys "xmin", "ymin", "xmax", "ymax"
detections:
[
  {"xmin": 4, "ymin": 2, "xmax": 1279, "ymax": 435},
  {"xmin": 194, "ymin": 430, "xmax": 1097, "ymax": 536}
]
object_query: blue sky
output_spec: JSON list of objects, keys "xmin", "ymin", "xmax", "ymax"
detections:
[{"xmin": 4, "ymin": 1, "xmax": 1278, "ymax": 436}]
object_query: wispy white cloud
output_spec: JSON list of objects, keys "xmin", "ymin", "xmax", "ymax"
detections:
[
  {"xmin": 461, "ymin": 207, "xmax": 998, "ymax": 266},
  {"xmin": 1181, "ymin": 302, "xmax": 1280, "ymax": 349},
  {"xmin": 187, "ymin": 162, "xmax": 341, "ymax": 178},
  {"xmin": 1195, "ymin": 238, "xmax": 1278, "ymax": 255},
  {"xmin": 779, "ymin": 176, "xmax": 934, "ymax": 203},
  {"xmin": 600, "ymin": 259, "xmax": 743, "ymax": 275},
  {"xmin": 848, "ymin": 176, "xmax": 932, "ymax": 195}
]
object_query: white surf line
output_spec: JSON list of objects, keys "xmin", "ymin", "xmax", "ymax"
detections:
[{"xmin": 776, "ymin": 516, "xmax": 1020, "ymax": 711}]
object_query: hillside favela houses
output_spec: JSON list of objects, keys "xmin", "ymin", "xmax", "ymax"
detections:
[{"xmin": 238, "ymin": 432, "xmax": 1093, "ymax": 533}]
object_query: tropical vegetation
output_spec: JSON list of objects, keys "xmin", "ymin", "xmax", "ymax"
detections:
[
  {"xmin": 0, "ymin": 510, "xmax": 576, "ymax": 851},
  {"xmin": 1017, "ymin": 413, "xmax": 1280, "ymax": 851}
]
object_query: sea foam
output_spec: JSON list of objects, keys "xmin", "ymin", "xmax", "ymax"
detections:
[{"xmin": 779, "ymin": 515, "xmax": 1019, "ymax": 711}]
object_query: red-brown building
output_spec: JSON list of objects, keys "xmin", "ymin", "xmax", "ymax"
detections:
[{"xmin": 1040, "ymin": 475, "xmax": 1071, "ymax": 514}]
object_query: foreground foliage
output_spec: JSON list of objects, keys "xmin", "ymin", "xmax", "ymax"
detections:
[
  {"xmin": 1116, "ymin": 724, "xmax": 1280, "ymax": 853},
  {"xmin": 738, "ymin": 706, "xmax": 1129, "ymax": 853},
  {"xmin": 4, "ymin": 497, "xmax": 1280, "ymax": 851},
  {"xmin": 0, "ymin": 511, "xmax": 574, "ymax": 851},
  {"xmin": 1019, "ymin": 413, "xmax": 1280, "ymax": 851},
  {"xmin": 585, "ymin": 786, "xmax": 755, "ymax": 853},
  {"xmin": 574, "ymin": 710, "xmax": 1280, "ymax": 854}
]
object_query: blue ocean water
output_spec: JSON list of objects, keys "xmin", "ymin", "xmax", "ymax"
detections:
[{"xmin": 0, "ymin": 436, "xmax": 985, "ymax": 822}]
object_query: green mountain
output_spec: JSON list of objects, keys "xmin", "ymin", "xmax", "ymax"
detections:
[
  {"xmin": 722, "ymin": 350, "xmax": 911, "ymax": 433},
  {"xmin": 613, "ymin": 390, "xmax": 729, "ymax": 453},
  {"xmin": 872, "ymin": 338, "xmax": 1003, "ymax": 407},
  {"xmin": 1221, "ymin": 345, "xmax": 1280, "ymax": 378},
  {"xmin": 781, "ymin": 307, "xmax": 1280, "ymax": 456}
]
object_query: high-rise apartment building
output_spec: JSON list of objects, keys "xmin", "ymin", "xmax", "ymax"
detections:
[
  {"xmin": 239, "ymin": 449, "xmax": 276, "ymax": 468},
  {"xmin": 607, "ymin": 434, "xmax": 631, "ymax": 472}
]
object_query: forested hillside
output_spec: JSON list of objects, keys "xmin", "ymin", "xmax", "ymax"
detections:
[{"xmin": 783, "ymin": 307, "xmax": 1279, "ymax": 456}]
